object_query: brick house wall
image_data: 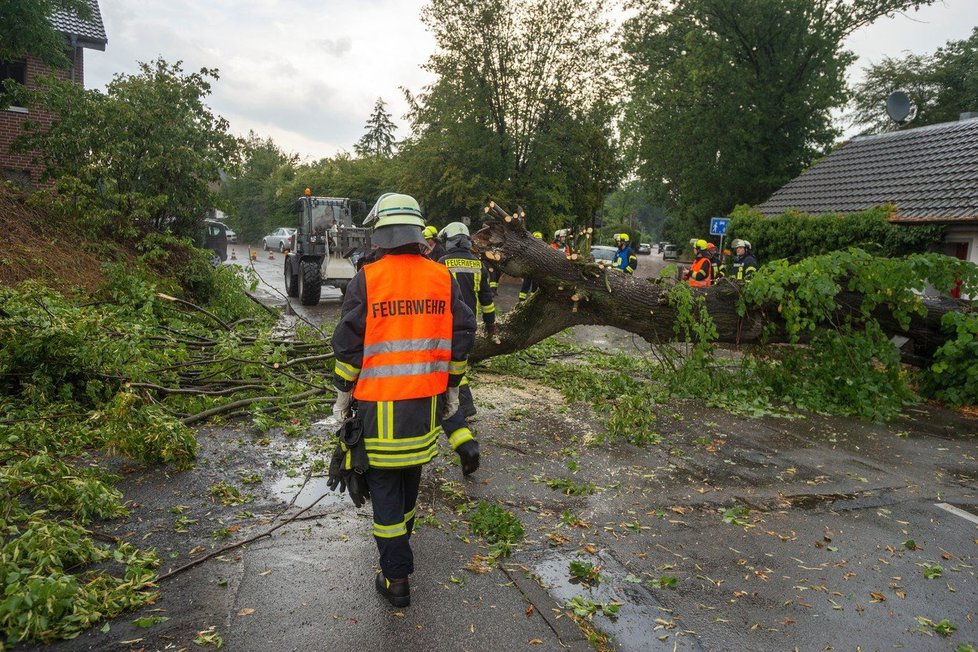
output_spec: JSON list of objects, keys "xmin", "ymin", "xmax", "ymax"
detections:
[{"xmin": 0, "ymin": 48, "xmax": 85, "ymax": 186}]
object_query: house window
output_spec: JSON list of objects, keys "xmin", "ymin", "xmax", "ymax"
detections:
[
  {"xmin": 2, "ymin": 168, "xmax": 31, "ymax": 187},
  {"xmin": 0, "ymin": 59, "xmax": 28, "ymax": 111}
]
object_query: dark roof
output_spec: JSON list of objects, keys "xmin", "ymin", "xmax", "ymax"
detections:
[
  {"xmin": 757, "ymin": 117, "xmax": 978, "ymax": 223},
  {"xmin": 50, "ymin": 0, "xmax": 107, "ymax": 51}
]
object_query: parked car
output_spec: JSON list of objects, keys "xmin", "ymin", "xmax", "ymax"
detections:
[
  {"xmin": 262, "ymin": 227, "xmax": 296, "ymax": 252},
  {"xmin": 225, "ymin": 228, "xmax": 237, "ymax": 244},
  {"xmin": 590, "ymin": 245, "xmax": 617, "ymax": 263},
  {"xmin": 203, "ymin": 219, "xmax": 228, "ymax": 265},
  {"xmin": 662, "ymin": 244, "xmax": 679, "ymax": 260},
  {"xmin": 637, "ymin": 242, "xmax": 652, "ymax": 254}
]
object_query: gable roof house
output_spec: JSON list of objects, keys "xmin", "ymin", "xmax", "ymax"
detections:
[
  {"xmin": 757, "ymin": 114, "xmax": 978, "ymax": 272},
  {"xmin": 0, "ymin": 0, "xmax": 107, "ymax": 186}
]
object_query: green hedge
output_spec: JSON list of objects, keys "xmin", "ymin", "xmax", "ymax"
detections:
[{"xmin": 727, "ymin": 204, "xmax": 946, "ymax": 262}]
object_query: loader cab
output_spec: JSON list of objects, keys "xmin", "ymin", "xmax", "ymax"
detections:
[
  {"xmin": 295, "ymin": 196, "xmax": 352, "ymax": 256},
  {"xmin": 286, "ymin": 193, "xmax": 372, "ymax": 306}
]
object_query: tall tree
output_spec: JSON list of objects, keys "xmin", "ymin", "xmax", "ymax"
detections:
[
  {"xmin": 851, "ymin": 27, "xmax": 978, "ymax": 133},
  {"xmin": 222, "ymin": 133, "xmax": 299, "ymax": 244},
  {"xmin": 601, "ymin": 180, "xmax": 671, "ymax": 243},
  {"xmin": 621, "ymin": 0, "xmax": 936, "ymax": 244},
  {"xmin": 402, "ymin": 0, "xmax": 621, "ymax": 231},
  {"xmin": 13, "ymin": 58, "xmax": 240, "ymax": 239},
  {"xmin": 354, "ymin": 97, "xmax": 398, "ymax": 158},
  {"xmin": 0, "ymin": 0, "xmax": 91, "ymax": 68}
]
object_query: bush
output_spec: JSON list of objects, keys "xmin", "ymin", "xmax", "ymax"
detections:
[
  {"xmin": 922, "ymin": 311, "xmax": 978, "ymax": 406},
  {"xmin": 728, "ymin": 204, "xmax": 945, "ymax": 262}
]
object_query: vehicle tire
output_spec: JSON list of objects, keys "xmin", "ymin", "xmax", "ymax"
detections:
[
  {"xmin": 279, "ymin": 241, "xmax": 285, "ymax": 253},
  {"xmin": 298, "ymin": 260, "xmax": 322, "ymax": 306},
  {"xmin": 263, "ymin": 239, "xmax": 269, "ymax": 251},
  {"xmin": 209, "ymin": 253, "xmax": 221, "ymax": 267},
  {"xmin": 284, "ymin": 260, "xmax": 300, "ymax": 297},
  {"xmin": 335, "ymin": 281, "xmax": 348, "ymax": 296}
]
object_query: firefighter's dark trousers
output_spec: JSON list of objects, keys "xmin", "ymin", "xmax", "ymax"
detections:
[
  {"xmin": 459, "ymin": 378, "xmax": 475, "ymax": 418},
  {"xmin": 367, "ymin": 466, "xmax": 422, "ymax": 579}
]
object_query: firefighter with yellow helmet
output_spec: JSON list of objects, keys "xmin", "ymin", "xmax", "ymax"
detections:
[
  {"xmin": 684, "ymin": 239, "xmax": 714, "ymax": 287},
  {"xmin": 422, "ymin": 224, "xmax": 446, "ymax": 262},
  {"xmin": 612, "ymin": 233, "xmax": 638, "ymax": 274},
  {"xmin": 328, "ymin": 192, "xmax": 477, "ymax": 608}
]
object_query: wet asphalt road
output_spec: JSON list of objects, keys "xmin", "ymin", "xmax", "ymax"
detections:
[{"xmin": 46, "ymin": 246, "xmax": 977, "ymax": 652}]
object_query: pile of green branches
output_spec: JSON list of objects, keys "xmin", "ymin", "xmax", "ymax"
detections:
[{"xmin": 0, "ymin": 261, "xmax": 334, "ymax": 644}]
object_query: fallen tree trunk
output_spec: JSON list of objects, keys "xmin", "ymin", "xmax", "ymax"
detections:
[{"xmin": 470, "ymin": 205, "xmax": 967, "ymax": 365}]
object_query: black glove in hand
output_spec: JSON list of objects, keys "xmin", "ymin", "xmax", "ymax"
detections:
[
  {"xmin": 456, "ymin": 439, "xmax": 480, "ymax": 476},
  {"xmin": 347, "ymin": 471, "xmax": 370, "ymax": 508},
  {"xmin": 326, "ymin": 441, "xmax": 346, "ymax": 493}
]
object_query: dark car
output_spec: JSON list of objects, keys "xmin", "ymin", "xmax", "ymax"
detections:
[{"xmin": 203, "ymin": 219, "xmax": 228, "ymax": 265}]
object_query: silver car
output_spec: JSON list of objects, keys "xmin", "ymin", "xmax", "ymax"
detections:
[
  {"xmin": 262, "ymin": 227, "xmax": 296, "ymax": 252},
  {"xmin": 590, "ymin": 245, "xmax": 617, "ymax": 263}
]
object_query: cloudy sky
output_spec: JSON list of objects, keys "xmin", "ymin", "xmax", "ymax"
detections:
[{"xmin": 85, "ymin": 0, "xmax": 978, "ymax": 161}]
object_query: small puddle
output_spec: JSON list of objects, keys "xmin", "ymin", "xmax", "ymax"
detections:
[
  {"xmin": 533, "ymin": 551, "xmax": 701, "ymax": 651},
  {"xmin": 271, "ymin": 474, "xmax": 347, "ymax": 509},
  {"xmin": 786, "ymin": 492, "xmax": 858, "ymax": 509}
]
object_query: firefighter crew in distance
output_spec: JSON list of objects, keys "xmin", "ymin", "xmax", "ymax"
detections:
[
  {"xmin": 613, "ymin": 233, "xmax": 638, "ymax": 274},
  {"xmin": 329, "ymin": 193, "xmax": 477, "ymax": 608},
  {"xmin": 518, "ymin": 231, "xmax": 545, "ymax": 302},
  {"xmin": 437, "ymin": 221, "xmax": 497, "ymax": 422},
  {"xmin": 729, "ymin": 239, "xmax": 758, "ymax": 281},
  {"xmin": 422, "ymin": 224, "xmax": 446, "ymax": 263},
  {"xmin": 684, "ymin": 239, "xmax": 714, "ymax": 287}
]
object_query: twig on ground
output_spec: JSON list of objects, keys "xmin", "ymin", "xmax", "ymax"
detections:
[
  {"xmin": 181, "ymin": 387, "xmax": 330, "ymax": 425},
  {"xmin": 156, "ymin": 292, "xmax": 230, "ymax": 330}
]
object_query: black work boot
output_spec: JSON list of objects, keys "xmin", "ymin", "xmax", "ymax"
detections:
[
  {"xmin": 456, "ymin": 439, "xmax": 480, "ymax": 476},
  {"xmin": 375, "ymin": 573, "xmax": 410, "ymax": 608}
]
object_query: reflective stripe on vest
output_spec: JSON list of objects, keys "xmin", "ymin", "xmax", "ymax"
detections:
[
  {"xmin": 355, "ymin": 255, "xmax": 454, "ymax": 402},
  {"xmin": 689, "ymin": 257, "xmax": 712, "ymax": 287}
]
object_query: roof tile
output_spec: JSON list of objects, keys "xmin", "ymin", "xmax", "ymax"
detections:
[
  {"xmin": 758, "ymin": 118, "xmax": 978, "ymax": 222},
  {"xmin": 50, "ymin": 0, "xmax": 106, "ymax": 49}
]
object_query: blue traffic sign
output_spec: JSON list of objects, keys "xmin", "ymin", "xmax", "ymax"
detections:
[{"xmin": 709, "ymin": 217, "xmax": 730, "ymax": 236}]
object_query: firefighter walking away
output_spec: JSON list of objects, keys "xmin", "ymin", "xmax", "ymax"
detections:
[{"xmin": 328, "ymin": 192, "xmax": 476, "ymax": 608}]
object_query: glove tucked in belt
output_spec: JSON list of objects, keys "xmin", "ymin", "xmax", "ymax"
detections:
[{"xmin": 326, "ymin": 415, "xmax": 370, "ymax": 507}]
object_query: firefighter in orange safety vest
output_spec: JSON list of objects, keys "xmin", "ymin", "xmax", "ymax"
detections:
[
  {"xmin": 328, "ymin": 192, "xmax": 477, "ymax": 609},
  {"xmin": 683, "ymin": 239, "xmax": 714, "ymax": 287}
]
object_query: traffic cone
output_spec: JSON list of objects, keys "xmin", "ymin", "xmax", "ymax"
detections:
[
  {"xmin": 268, "ymin": 249, "xmax": 275, "ymax": 260},
  {"xmin": 230, "ymin": 248, "xmax": 237, "ymax": 260}
]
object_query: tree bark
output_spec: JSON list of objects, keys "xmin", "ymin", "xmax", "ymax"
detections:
[{"xmin": 470, "ymin": 207, "xmax": 966, "ymax": 365}]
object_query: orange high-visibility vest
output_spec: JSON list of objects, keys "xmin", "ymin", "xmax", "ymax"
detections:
[
  {"xmin": 355, "ymin": 254, "xmax": 454, "ymax": 402},
  {"xmin": 689, "ymin": 256, "xmax": 712, "ymax": 287}
]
